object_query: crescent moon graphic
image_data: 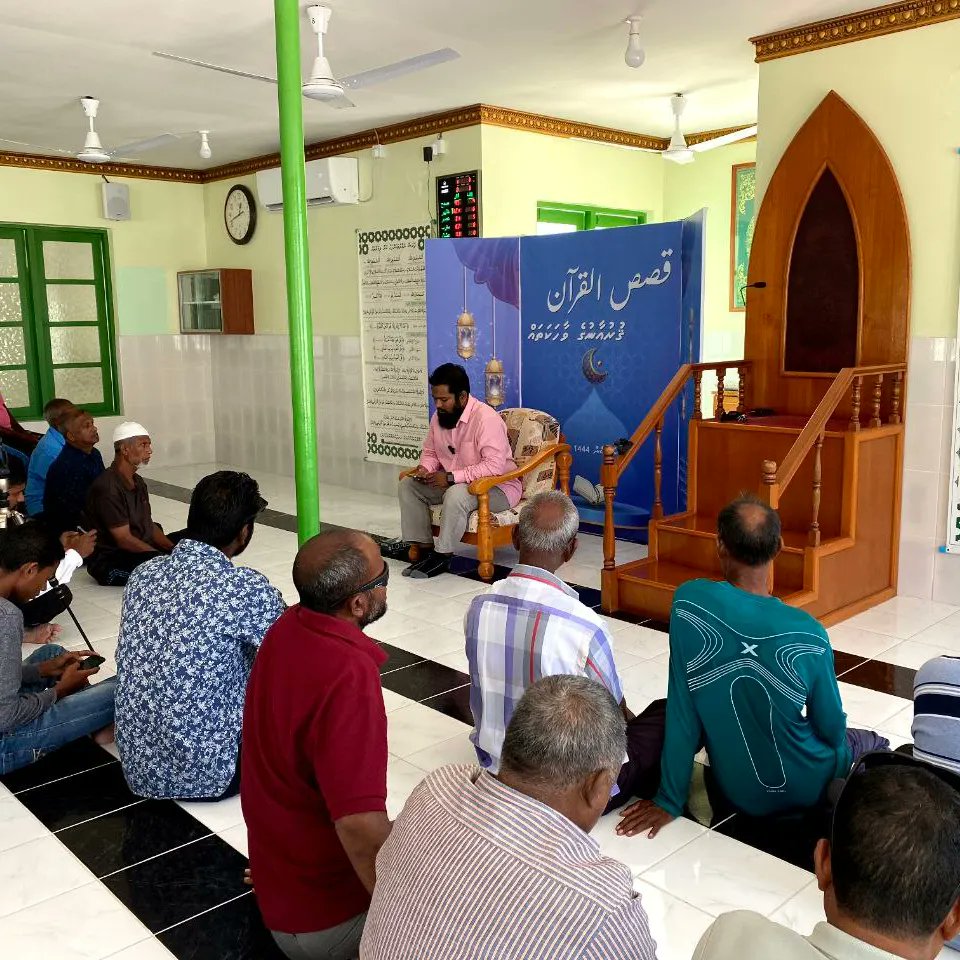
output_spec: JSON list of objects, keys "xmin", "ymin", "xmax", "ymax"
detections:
[{"xmin": 582, "ymin": 347, "xmax": 607, "ymax": 384}]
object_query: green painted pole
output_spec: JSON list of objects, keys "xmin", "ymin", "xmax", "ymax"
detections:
[{"xmin": 274, "ymin": 0, "xmax": 320, "ymax": 542}]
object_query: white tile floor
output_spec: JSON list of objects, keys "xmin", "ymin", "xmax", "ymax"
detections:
[{"xmin": 5, "ymin": 463, "xmax": 957, "ymax": 960}]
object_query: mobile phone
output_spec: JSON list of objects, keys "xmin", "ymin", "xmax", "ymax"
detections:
[{"xmin": 78, "ymin": 654, "xmax": 105, "ymax": 670}]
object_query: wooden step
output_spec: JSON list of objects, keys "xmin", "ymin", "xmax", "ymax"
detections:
[{"xmin": 609, "ymin": 558, "xmax": 807, "ymax": 622}]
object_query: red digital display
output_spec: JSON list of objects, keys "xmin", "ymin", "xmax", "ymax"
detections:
[{"xmin": 436, "ymin": 170, "xmax": 480, "ymax": 238}]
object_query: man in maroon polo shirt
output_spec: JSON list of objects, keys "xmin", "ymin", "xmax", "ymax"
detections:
[{"xmin": 242, "ymin": 530, "xmax": 392, "ymax": 960}]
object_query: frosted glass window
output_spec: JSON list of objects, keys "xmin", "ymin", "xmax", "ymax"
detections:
[
  {"xmin": 536, "ymin": 221, "xmax": 577, "ymax": 235},
  {"xmin": 0, "ymin": 369, "xmax": 30, "ymax": 408},
  {"xmin": 0, "ymin": 327, "xmax": 26, "ymax": 366},
  {"xmin": 0, "ymin": 285, "xmax": 22, "ymax": 323},
  {"xmin": 42, "ymin": 241, "xmax": 95, "ymax": 280},
  {"xmin": 53, "ymin": 367, "xmax": 103, "ymax": 405},
  {"xmin": 49, "ymin": 326, "xmax": 101, "ymax": 364},
  {"xmin": 45, "ymin": 284, "xmax": 98, "ymax": 324},
  {"xmin": 0, "ymin": 241, "xmax": 16, "ymax": 278}
]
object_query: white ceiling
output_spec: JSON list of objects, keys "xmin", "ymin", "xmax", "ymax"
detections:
[{"xmin": 0, "ymin": 0, "xmax": 867, "ymax": 170}]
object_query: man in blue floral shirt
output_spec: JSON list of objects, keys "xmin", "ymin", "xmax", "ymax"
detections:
[{"xmin": 115, "ymin": 471, "xmax": 285, "ymax": 800}]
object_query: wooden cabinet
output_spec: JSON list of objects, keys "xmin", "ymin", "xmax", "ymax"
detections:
[{"xmin": 177, "ymin": 269, "xmax": 254, "ymax": 335}]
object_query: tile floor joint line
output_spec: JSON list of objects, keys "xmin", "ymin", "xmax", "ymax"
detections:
[
  {"xmin": 98, "ymin": 831, "xmax": 215, "ymax": 881},
  {"xmin": 53, "ymin": 798, "xmax": 148, "ymax": 834},
  {"xmin": 8, "ymin": 758, "xmax": 119, "ymax": 796},
  {"xmin": 152, "ymin": 888, "xmax": 254, "ymax": 938}
]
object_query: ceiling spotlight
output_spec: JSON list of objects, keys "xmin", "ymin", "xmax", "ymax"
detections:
[
  {"xmin": 624, "ymin": 16, "xmax": 645, "ymax": 69},
  {"xmin": 198, "ymin": 130, "xmax": 212, "ymax": 160}
]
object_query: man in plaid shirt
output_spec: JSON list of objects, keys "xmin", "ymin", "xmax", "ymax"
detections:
[{"xmin": 465, "ymin": 491, "xmax": 665, "ymax": 809}]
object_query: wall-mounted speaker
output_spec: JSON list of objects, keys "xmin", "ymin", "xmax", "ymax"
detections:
[{"xmin": 101, "ymin": 182, "xmax": 131, "ymax": 221}]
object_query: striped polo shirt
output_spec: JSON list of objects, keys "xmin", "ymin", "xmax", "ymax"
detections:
[
  {"xmin": 913, "ymin": 655, "xmax": 960, "ymax": 775},
  {"xmin": 359, "ymin": 764, "xmax": 657, "ymax": 960}
]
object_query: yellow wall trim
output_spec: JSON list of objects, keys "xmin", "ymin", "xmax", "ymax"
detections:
[
  {"xmin": 750, "ymin": 0, "xmax": 960, "ymax": 62},
  {"xmin": 0, "ymin": 104, "xmax": 754, "ymax": 185}
]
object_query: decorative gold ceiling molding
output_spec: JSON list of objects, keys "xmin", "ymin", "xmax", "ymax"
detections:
[
  {"xmin": 750, "ymin": 0, "xmax": 960, "ymax": 62},
  {"xmin": 0, "ymin": 103, "xmax": 756, "ymax": 185},
  {"xmin": 477, "ymin": 104, "xmax": 668, "ymax": 151},
  {"xmin": 0, "ymin": 150, "xmax": 203, "ymax": 183},
  {"xmin": 202, "ymin": 104, "xmax": 485, "ymax": 182}
]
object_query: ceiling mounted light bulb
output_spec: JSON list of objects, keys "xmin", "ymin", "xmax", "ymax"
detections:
[
  {"xmin": 198, "ymin": 130, "xmax": 212, "ymax": 160},
  {"xmin": 624, "ymin": 17, "xmax": 645, "ymax": 69}
]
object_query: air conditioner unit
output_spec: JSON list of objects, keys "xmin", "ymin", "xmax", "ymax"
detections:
[{"xmin": 255, "ymin": 157, "xmax": 359, "ymax": 211}]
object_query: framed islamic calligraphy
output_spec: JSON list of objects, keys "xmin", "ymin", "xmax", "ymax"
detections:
[{"xmin": 730, "ymin": 162, "xmax": 756, "ymax": 311}]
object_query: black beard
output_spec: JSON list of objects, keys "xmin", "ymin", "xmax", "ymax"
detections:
[{"xmin": 437, "ymin": 405, "xmax": 465, "ymax": 430}]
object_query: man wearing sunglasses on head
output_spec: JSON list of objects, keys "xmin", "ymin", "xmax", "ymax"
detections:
[
  {"xmin": 242, "ymin": 529, "xmax": 392, "ymax": 960},
  {"xmin": 693, "ymin": 752, "xmax": 960, "ymax": 960}
]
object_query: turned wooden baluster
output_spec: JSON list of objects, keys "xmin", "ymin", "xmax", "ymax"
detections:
[
  {"xmin": 849, "ymin": 376, "xmax": 862, "ymax": 432},
  {"xmin": 602, "ymin": 444, "xmax": 617, "ymax": 571},
  {"xmin": 693, "ymin": 369, "xmax": 703, "ymax": 421},
  {"xmin": 809, "ymin": 432, "xmax": 824, "ymax": 547},
  {"xmin": 889, "ymin": 371, "xmax": 903, "ymax": 425},
  {"xmin": 653, "ymin": 419, "xmax": 664, "ymax": 521},
  {"xmin": 869, "ymin": 373, "xmax": 883, "ymax": 428},
  {"xmin": 715, "ymin": 367, "xmax": 727, "ymax": 420},
  {"xmin": 737, "ymin": 364, "xmax": 747, "ymax": 413}
]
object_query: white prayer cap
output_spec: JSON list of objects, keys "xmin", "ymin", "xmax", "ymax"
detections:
[{"xmin": 112, "ymin": 421, "xmax": 150, "ymax": 444}]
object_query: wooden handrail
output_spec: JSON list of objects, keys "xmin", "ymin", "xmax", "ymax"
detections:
[
  {"xmin": 612, "ymin": 360, "xmax": 750, "ymax": 481},
  {"xmin": 773, "ymin": 362, "xmax": 907, "ymax": 497}
]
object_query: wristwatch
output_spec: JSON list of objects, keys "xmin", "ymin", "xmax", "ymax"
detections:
[{"xmin": 446, "ymin": 472, "xmax": 455, "ymax": 485}]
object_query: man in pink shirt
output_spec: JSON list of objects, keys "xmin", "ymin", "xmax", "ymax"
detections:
[{"xmin": 400, "ymin": 364, "xmax": 521, "ymax": 579}]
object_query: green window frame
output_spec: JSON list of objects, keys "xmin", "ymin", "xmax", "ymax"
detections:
[
  {"xmin": 536, "ymin": 201, "xmax": 647, "ymax": 231},
  {"xmin": 0, "ymin": 223, "xmax": 119, "ymax": 420}
]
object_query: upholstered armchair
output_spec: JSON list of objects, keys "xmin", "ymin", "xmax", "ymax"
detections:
[{"xmin": 402, "ymin": 408, "xmax": 572, "ymax": 579}]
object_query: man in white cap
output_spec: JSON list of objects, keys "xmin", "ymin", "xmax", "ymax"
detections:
[{"xmin": 82, "ymin": 421, "xmax": 174, "ymax": 586}]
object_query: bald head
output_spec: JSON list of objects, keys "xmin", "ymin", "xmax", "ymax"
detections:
[
  {"xmin": 515, "ymin": 491, "xmax": 580, "ymax": 571},
  {"xmin": 293, "ymin": 530, "xmax": 387, "ymax": 626},
  {"xmin": 717, "ymin": 495, "xmax": 782, "ymax": 568}
]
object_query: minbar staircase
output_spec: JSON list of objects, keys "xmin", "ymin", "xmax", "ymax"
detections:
[{"xmin": 600, "ymin": 360, "xmax": 907, "ymax": 627}]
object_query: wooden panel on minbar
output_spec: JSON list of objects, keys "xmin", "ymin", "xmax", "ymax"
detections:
[{"xmin": 745, "ymin": 91, "xmax": 910, "ymax": 416}]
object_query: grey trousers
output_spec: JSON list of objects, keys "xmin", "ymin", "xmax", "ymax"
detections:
[
  {"xmin": 398, "ymin": 476, "xmax": 510, "ymax": 553},
  {"xmin": 271, "ymin": 912, "xmax": 366, "ymax": 960}
]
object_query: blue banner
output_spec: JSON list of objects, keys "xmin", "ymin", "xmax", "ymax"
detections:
[
  {"xmin": 425, "ymin": 238, "xmax": 521, "ymax": 409},
  {"xmin": 520, "ymin": 221, "xmax": 698, "ymax": 535}
]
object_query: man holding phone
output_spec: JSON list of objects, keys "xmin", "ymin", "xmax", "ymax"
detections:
[
  {"xmin": 398, "ymin": 363, "xmax": 520, "ymax": 579},
  {"xmin": 0, "ymin": 524, "xmax": 115, "ymax": 775}
]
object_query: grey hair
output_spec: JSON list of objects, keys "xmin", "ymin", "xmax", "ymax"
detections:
[
  {"xmin": 517, "ymin": 491, "xmax": 580, "ymax": 554},
  {"xmin": 500, "ymin": 675, "xmax": 626, "ymax": 789},
  {"xmin": 294, "ymin": 542, "xmax": 369, "ymax": 614}
]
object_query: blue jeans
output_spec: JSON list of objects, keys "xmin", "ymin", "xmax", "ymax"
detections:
[{"xmin": 0, "ymin": 645, "xmax": 117, "ymax": 775}]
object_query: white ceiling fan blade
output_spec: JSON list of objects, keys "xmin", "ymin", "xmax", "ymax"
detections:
[
  {"xmin": 0, "ymin": 138, "xmax": 76, "ymax": 156},
  {"xmin": 326, "ymin": 93, "xmax": 357, "ymax": 109},
  {"xmin": 152, "ymin": 51, "xmax": 277, "ymax": 85},
  {"xmin": 339, "ymin": 47, "xmax": 460, "ymax": 91},
  {"xmin": 690, "ymin": 125, "xmax": 758, "ymax": 153},
  {"xmin": 109, "ymin": 134, "xmax": 180, "ymax": 157}
]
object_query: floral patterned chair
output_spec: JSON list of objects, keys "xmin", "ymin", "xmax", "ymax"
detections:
[{"xmin": 403, "ymin": 408, "xmax": 572, "ymax": 579}]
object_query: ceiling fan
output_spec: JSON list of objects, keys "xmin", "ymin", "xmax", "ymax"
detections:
[
  {"xmin": 153, "ymin": 4, "xmax": 460, "ymax": 110},
  {"xmin": 661, "ymin": 93, "xmax": 757, "ymax": 165},
  {"xmin": 0, "ymin": 96, "xmax": 181, "ymax": 164}
]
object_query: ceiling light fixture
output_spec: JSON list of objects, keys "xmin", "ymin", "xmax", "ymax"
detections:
[
  {"xmin": 198, "ymin": 130, "xmax": 212, "ymax": 160},
  {"xmin": 624, "ymin": 16, "xmax": 645, "ymax": 69}
]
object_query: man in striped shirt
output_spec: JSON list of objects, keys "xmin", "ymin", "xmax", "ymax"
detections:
[
  {"xmin": 913, "ymin": 655, "xmax": 960, "ymax": 775},
  {"xmin": 465, "ymin": 491, "xmax": 666, "ymax": 807},
  {"xmin": 360, "ymin": 675, "xmax": 658, "ymax": 960}
]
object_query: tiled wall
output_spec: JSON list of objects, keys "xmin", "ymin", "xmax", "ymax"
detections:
[
  {"xmin": 210, "ymin": 334, "xmax": 399, "ymax": 497},
  {"xmin": 23, "ymin": 334, "xmax": 217, "ymax": 469},
  {"xmin": 900, "ymin": 335, "xmax": 959, "ymax": 602}
]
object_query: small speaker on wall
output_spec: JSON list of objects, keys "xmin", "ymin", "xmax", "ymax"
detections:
[{"xmin": 101, "ymin": 181, "xmax": 131, "ymax": 221}]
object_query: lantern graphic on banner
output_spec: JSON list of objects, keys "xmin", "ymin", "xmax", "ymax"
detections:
[
  {"xmin": 485, "ymin": 295, "xmax": 504, "ymax": 408},
  {"xmin": 456, "ymin": 265, "xmax": 476, "ymax": 359}
]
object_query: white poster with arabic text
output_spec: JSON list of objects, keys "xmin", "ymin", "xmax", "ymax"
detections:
[{"xmin": 358, "ymin": 224, "xmax": 431, "ymax": 465}]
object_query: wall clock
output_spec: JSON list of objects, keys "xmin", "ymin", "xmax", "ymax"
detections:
[{"xmin": 224, "ymin": 184, "xmax": 257, "ymax": 245}]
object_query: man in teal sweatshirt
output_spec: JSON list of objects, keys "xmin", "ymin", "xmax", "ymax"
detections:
[{"xmin": 617, "ymin": 495, "xmax": 888, "ymax": 838}]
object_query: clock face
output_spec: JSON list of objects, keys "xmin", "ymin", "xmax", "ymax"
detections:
[{"xmin": 224, "ymin": 185, "xmax": 256, "ymax": 245}]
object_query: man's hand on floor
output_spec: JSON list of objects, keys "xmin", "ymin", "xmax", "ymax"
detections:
[{"xmin": 616, "ymin": 799, "xmax": 675, "ymax": 839}]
